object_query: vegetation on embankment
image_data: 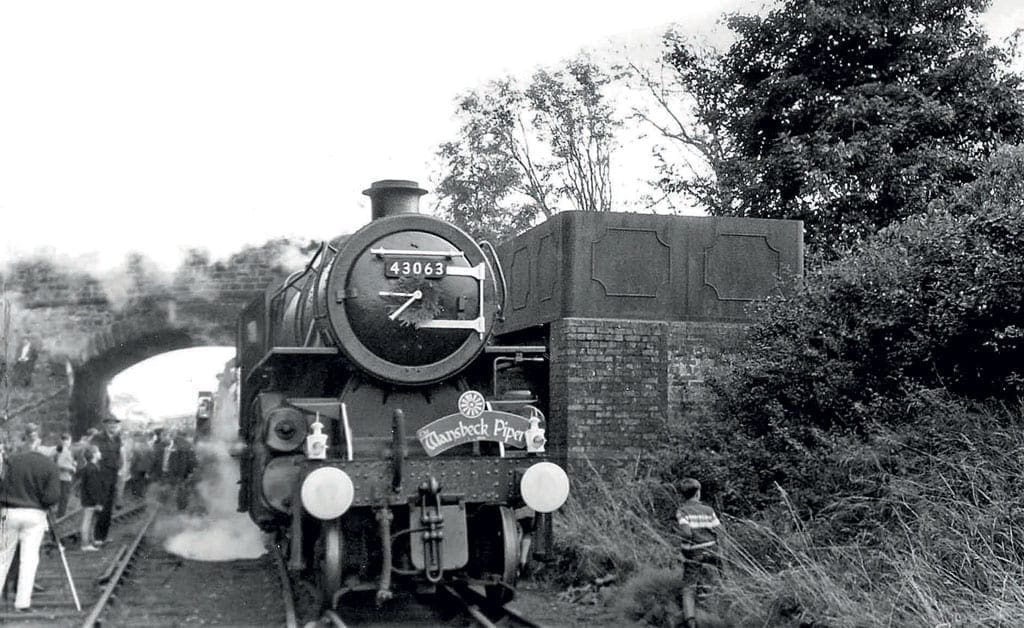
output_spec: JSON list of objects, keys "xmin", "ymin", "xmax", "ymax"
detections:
[
  {"xmin": 549, "ymin": 147, "xmax": 1024, "ymax": 626},
  {"xmin": 525, "ymin": 1, "xmax": 1024, "ymax": 622},
  {"xmin": 552, "ymin": 398, "xmax": 1024, "ymax": 627}
]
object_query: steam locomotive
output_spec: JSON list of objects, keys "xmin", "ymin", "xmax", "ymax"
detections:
[{"xmin": 235, "ymin": 180, "xmax": 569, "ymax": 609}]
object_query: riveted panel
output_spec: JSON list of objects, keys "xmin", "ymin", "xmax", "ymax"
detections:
[{"xmin": 308, "ymin": 457, "xmax": 543, "ymax": 506}]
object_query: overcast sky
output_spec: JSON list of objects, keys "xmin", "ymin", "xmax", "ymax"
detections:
[
  {"xmin": 0, "ymin": 1, "xmax": 739, "ymax": 272},
  {"xmin": 5, "ymin": 0, "xmax": 1018, "ymax": 274}
]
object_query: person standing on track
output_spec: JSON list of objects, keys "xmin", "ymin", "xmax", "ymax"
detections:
[
  {"xmin": 90, "ymin": 414, "xmax": 123, "ymax": 547},
  {"xmin": 0, "ymin": 446, "xmax": 61, "ymax": 612},
  {"xmin": 167, "ymin": 433, "xmax": 197, "ymax": 511},
  {"xmin": 127, "ymin": 433, "xmax": 153, "ymax": 499},
  {"xmin": 72, "ymin": 428, "xmax": 99, "ymax": 470},
  {"xmin": 78, "ymin": 446, "xmax": 104, "ymax": 552},
  {"xmin": 23, "ymin": 424, "xmax": 55, "ymax": 458},
  {"xmin": 54, "ymin": 433, "xmax": 76, "ymax": 518}
]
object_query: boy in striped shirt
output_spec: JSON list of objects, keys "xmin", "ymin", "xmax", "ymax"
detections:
[{"xmin": 675, "ymin": 478, "xmax": 721, "ymax": 628}]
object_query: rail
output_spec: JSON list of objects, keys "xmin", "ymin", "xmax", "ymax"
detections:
[
  {"xmin": 52, "ymin": 499, "xmax": 148, "ymax": 544},
  {"xmin": 78, "ymin": 508, "xmax": 296, "ymax": 628},
  {"xmin": 440, "ymin": 583, "xmax": 545, "ymax": 628},
  {"xmin": 273, "ymin": 542, "xmax": 300, "ymax": 628},
  {"xmin": 79, "ymin": 509, "xmax": 158, "ymax": 628}
]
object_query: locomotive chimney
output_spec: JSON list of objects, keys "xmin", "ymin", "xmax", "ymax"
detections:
[{"xmin": 363, "ymin": 180, "xmax": 427, "ymax": 220}]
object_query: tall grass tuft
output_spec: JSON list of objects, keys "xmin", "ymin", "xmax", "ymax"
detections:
[
  {"xmin": 555, "ymin": 400, "xmax": 1024, "ymax": 627},
  {"xmin": 552, "ymin": 457, "xmax": 682, "ymax": 583}
]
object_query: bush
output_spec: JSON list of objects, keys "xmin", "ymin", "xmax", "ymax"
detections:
[
  {"xmin": 682, "ymin": 148, "xmax": 1024, "ymax": 514},
  {"xmin": 613, "ymin": 567, "xmax": 685, "ymax": 627},
  {"xmin": 713, "ymin": 201, "xmax": 1024, "ymax": 431},
  {"xmin": 670, "ymin": 396, "xmax": 1024, "ymax": 624},
  {"xmin": 552, "ymin": 148, "xmax": 1024, "ymax": 624},
  {"xmin": 556, "ymin": 400, "xmax": 1024, "ymax": 627},
  {"xmin": 709, "ymin": 401, "xmax": 1024, "ymax": 627}
]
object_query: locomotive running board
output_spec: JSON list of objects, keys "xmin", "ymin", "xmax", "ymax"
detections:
[{"xmin": 247, "ymin": 347, "xmax": 340, "ymax": 382}]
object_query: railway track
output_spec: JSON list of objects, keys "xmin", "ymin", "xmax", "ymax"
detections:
[
  {"xmin": 1, "ymin": 502, "xmax": 297, "ymax": 627},
  {"xmin": 316, "ymin": 583, "xmax": 546, "ymax": 628},
  {"xmin": 0, "ymin": 500, "xmax": 149, "ymax": 625},
  {"xmin": 441, "ymin": 583, "xmax": 545, "ymax": 628},
  {"xmin": 85, "ymin": 512, "xmax": 295, "ymax": 627},
  {"xmin": 6, "ymin": 500, "xmax": 543, "ymax": 627}
]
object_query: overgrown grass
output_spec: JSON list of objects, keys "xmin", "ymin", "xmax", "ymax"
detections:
[
  {"xmin": 554, "ymin": 400, "xmax": 1024, "ymax": 627},
  {"xmin": 552, "ymin": 457, "xmax": 682, "ymax": 584}
]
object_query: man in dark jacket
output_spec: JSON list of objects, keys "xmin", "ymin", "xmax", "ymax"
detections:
[
  {"xmin": 0, "ymin": 448, "xmax": 60, "ymax": 611},
  {"xmin": 149, "ymin": 428, "xmax": 170, "ymax": 484},
  {"xmin": 90, "ymin": 415, "xmax": 123, "ymax": 546},
  {"xmin": 127, "ymin": 434, "xmax": 153, "ymax": 499},
  {"xmin": 167, "ymin": 434, "xmax": 197, "ymax": 511}
]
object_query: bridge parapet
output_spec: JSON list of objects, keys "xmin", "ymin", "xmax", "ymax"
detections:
[{"xmin": 0, "ymin": 240, "xmax": 299, "ymax": 440}]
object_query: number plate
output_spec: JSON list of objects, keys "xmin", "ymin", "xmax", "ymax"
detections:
[{"xmin": 384, "ymin": 257, "xmax": 447, "ymax": 279}]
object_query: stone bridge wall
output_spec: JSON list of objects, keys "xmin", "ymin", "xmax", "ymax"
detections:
[{"xmin": 0, "ymin": 241, "xmax": 298, "ymax": 442}]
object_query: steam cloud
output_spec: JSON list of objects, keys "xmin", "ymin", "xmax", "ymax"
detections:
[
  {"xmin": 160, "ymin": 364, "xmax": 267, "ymax": 561},
  {"xmin": 1, "ymin": 239, "xmax": 311, "ymax": 362}
]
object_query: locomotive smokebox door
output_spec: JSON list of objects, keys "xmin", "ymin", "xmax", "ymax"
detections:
[{"xmin": 410, "ymin": 505, "xmax": 468, "ymax": 570}]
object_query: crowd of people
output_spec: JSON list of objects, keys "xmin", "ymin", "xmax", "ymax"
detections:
[{"xmin": 0, "ymin": 416, "xmax": 199, "ymax": 612}]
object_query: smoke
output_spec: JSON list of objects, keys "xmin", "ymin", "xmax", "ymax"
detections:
[
  {"xmin": 160, "ymin": 362, "xmax": 268, "ymax": 561},
  {"xmin": 2, "ymin": 238, "xmax": 311, "ymax": 312},
  {"xmin": 0, "ymin": 239, "xmax": 310, "ymax": 362},
  {"xmin": 96, "ymin": 252, "xmax": 173, "ymax": 312}
]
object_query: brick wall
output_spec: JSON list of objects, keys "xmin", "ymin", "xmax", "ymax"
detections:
[
  {"xmin": 0, "ymin": 242, "xmax": 295, "ymax": 443},
  {"xmin": 550, "ymin": 317, "xmax": 746, "ymax": 468},
  {"xmin": 665, "ymin": 320, "xmax": 746, "ymax": 426}
]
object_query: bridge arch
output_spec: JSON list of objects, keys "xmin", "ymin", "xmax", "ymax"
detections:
[
  {"xmin": 0, "ymin": 241, "xmax": 294, "ymax": 443},
  {"xmin": 70, "ymin": 318, "xmax": 235, "ymax": 437}
]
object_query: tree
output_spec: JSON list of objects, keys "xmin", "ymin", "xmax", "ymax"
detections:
[
  {"xmin": 434, "ymin": 57, "xmax": 622, "ymax": 242},
  {"xmin": 648, "ymin": 0, "xmax": 1024, "ymax": 252},
  {"xmin": 709, "ymin": 145, "xmax": 1024, "ymax": 439},
  {"xmin": 626, "ymin": 36, "xmax": 734, "ymax": 214}
]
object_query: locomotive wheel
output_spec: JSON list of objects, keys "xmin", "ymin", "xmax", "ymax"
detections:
[
  {"xmin": 485, "ymin": 506, "xmax": 520, "ymax": 605},
  {"xmin": 319, "ymin": 519, "xmax": 343, "ymax": 605}
]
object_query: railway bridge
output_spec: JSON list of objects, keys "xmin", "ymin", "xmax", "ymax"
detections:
[
  {"xmin": 2, "ymin": 212, "xmax": 803, "ymax": 466},
  {"xmin": 1, "ymin": 242, "xmax": 295, "ymax": 438}
]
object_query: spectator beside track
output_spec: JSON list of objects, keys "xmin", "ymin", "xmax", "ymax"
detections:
[
  {"xmin": 150, "ymin": 428, "xmax": 171, "ymax": 485},
  {"xmin": 0, "ymin": 447, "xmax": 60, "ymax": 611},
  {"xmin": 673, "ymin": 478, "xmax": 722, "ymax": 628},
  {"xmin": 89, "ymin": 415, "xmax": 123, "ymax": 547},
  {"xmin": 78, "ymin": 446, "xmax": 104, "ymax": 552},
  {"xmin": 0, "ymin": 435, "xmax": 11, "ymax": 601},
  {"xmin": 54, "ymin": 433, "xmax": 76, "ymax": 518},
  {"xmin": 72, "ymin": 429, "xmax": 99, "ymax": 470},
  {"xmin": 127, "ymin": 434, "xmax": 153, "ymax": 499},
  {"xmin": 167, "ymin": 433, "xmax": 197, "ymax": 511},
  {"xmin": 22, "ymin": 424, "xmax": 55, "ymax": 458},
  {"xmin": 115, "ymin": 435, "xmax": 132, "ymax": 508}
]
